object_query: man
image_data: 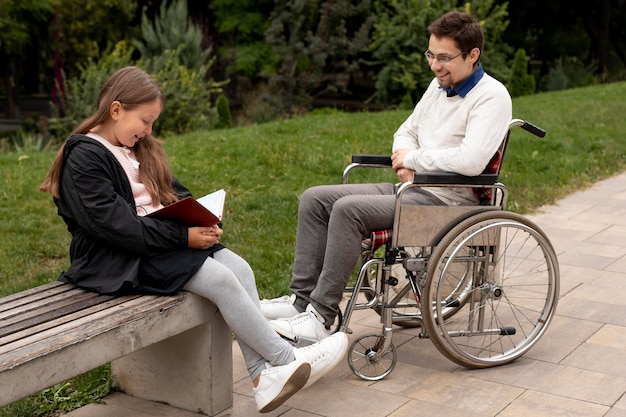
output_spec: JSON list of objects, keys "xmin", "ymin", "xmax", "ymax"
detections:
[{"xmin": 261, "ymin": 11, "xmax": 512, "ymax": 342}]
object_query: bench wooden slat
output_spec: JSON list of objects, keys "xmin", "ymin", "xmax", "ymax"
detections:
[
  {"xmin": 0, "ymin": 282, "xmax": 67, "ymax": 314},
  {"xmin": 0, "ymin": 294, "xmax": 181, "ymax": 362},
  {"xmin": 1, "ymin": 290, "xmax": 102, "ymax": 329},
  {"xmin": 0, "ymin": 295, "xmax": 138, "ymax": 346}
]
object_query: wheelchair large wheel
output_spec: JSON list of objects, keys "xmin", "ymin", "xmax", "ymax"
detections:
[{"xmin": 421, "ymin": 211, "xmax": 559, "ymax": 368}]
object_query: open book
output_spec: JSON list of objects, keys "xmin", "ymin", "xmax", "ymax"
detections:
[{"xmin": 148, "ymin": 189, "xmax": 226, "ymax": 227}]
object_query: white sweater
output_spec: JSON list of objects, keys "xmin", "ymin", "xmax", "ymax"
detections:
[{"xmin": 393, "ymin": 73, "xmax": 512, "ymax": 205}]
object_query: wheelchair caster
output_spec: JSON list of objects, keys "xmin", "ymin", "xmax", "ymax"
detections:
[{"xmin": 347, "ymin": 333, "xmax": 397, "ymax": 381}]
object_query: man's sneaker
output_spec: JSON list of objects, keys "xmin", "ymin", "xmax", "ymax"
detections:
[
  {"xmin": 253, "ymin": 359, "xmax": 311, "ymax": 413},
  {"xmin": 269, "ymin": 304, "xmax": 332, "ymax": 342},
  {"xmin": 260, "ymin": 294, "xmax": 300, "ymax": 320},
  {"xmin": 294, "ymin": 332, "xmax": 348, "ymax": 388}
]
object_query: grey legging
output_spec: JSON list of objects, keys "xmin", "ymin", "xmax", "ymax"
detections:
[{"xmin": 183, "ymin": 248, "xmax": 294, "ymax": 381}]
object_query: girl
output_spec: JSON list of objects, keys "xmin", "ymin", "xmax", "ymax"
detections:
[{"xmin": 39, "ymin": 66, "xmax": 347, "ymax": 413}]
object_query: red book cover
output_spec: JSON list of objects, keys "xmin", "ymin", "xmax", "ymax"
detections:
[{"xmin": 148, "ymin": 189, "xmax": 225, "ymax": 227}]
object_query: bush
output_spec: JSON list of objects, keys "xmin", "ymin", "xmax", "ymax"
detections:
[
  {"xmin": 214, "ymin": 95, "xmax": 232, "ymax": 129},
  {"xmin": 52, "ymin": 42, "xmax": 136, "ymax": 131},
  {"xmin": 47, "ymin": 41, "xmax": 224, "ymax": 139},
  {"xmin": 543, "ymin": 57, "xmax": 597, "ymax": 91},
  {"xmin": 508, "ymin": 48, "xmax": 536, "ymax": 97},
  {"xmin": 265, "ymin": 0, "xmax": 373, "ymax": 114},
  {"xmin": 132, "ymin": 0, "xmax": 209, "ymax": 72},
  {"xmin": 148, "ymin": 48, "xmax": 223, "ymax": 135}
]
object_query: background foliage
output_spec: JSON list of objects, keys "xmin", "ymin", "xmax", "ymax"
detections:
[{"xmin": 2, "ymin": 0, "xmax": 623, "ymax": 130}]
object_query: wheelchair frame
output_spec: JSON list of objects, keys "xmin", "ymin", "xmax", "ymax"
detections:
[{"xmin": 339, "ymin": 119, "xmax": 560, "ymax": 380}]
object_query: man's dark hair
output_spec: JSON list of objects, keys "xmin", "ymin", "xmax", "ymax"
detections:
[{"xmin": 428, "ymin": 11, "xmax": 485, "ymax": 62}]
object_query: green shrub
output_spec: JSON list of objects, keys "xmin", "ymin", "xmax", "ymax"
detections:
[
  {"xmin": 508, "ymin": 48, "xmax": 536, "ymax": 97},
  {"xmin": 215, "ymin": 95, "xmax": 233, "ymax": 129},
  {"xmin": 149, "ymin": 48, "xmax": 223, "ymax": 135},
  {"xmin": 265, "ymin": 0, "xmax": 373, "ymax": 113},
  {"xmin": 46, "ymin": 41, "xmax": 224, "ymax": 139},
  {"xmin": 52, "ymin": 42, "xmax": 136, "ymax": 134},
  {"xmin": 543, "ymin": 57, "xmax": 597, "ymax": 91},
  {"xmin": 132, "ymin": 0, "xmax": 209, "ymax": 71}
]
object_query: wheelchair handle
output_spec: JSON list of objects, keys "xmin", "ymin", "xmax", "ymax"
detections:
[{"xmin": 511, "ymin": 119, "xmax": 546, "ymax": 138}]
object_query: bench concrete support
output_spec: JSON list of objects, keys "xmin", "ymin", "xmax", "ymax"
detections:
[{"xmin": 111, "ymin": 311, "xmax": 232, "ymax": 415}]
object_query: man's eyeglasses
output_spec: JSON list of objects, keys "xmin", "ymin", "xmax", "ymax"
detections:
[{"xmin": 424, "ymin": 50, "xmax": 466, "ymax": 64}]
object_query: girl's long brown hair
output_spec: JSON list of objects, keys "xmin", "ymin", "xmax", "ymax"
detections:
[{"xmin": 40, "ymin": 66, "xmax": 178, "ymax": 206}]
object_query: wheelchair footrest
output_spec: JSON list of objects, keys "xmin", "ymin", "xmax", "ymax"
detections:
[{"xmin": 446, "ymin": 327, "xmax": 517, "ymax": 337}]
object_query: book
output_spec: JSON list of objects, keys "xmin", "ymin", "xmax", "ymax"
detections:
[{"xmin": 148, "ymin": 189, "xmax": 225, "ymax": 227}]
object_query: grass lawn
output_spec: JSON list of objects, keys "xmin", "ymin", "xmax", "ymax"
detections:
[{"xmin": 1, "ymin": 81, "xmax": 626, "ymax": 415}]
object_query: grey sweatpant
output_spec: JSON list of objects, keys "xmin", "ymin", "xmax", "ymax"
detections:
[
  {"xmin": 183, "ymin": 248, "xmax": 294, "ymax": 381},
  {"xmin": 289, "ymin": 182, "xmax": 445, "ymax": 326}
]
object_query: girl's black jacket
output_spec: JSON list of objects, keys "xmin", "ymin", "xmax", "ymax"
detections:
[{"xmin": 53, "ymin": 134, "xmax": 223, "ymax": 294}]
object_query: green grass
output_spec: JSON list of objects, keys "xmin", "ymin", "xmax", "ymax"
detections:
[{"xmin": 2, "ymin": 82, "xmax": 626, "ymax": 415}]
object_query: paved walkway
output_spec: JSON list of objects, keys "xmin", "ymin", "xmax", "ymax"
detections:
[{"xmin": 65, "ymin": 172, "xmax": 626, "ymax": 417}]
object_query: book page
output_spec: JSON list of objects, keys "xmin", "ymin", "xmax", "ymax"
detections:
[{"xmin": 196, "ymin": 189, "xmax": 226, "ymax": 220}]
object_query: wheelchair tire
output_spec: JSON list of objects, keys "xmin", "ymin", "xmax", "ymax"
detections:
[
  {"xmin": 421, "ymin": 211, "xmax": 559, "ymax": 368},
  {"xmin": 347, "ymin": 333, "xmax": 397, "ymax": 381}
]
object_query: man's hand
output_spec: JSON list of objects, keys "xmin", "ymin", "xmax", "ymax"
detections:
[
  {"xmin": 392, "ymin": 149, "xmax": 416, "ymax": 182},
  {"xmin": 391, "ymin": 149, "xmax": 411, "ymax": 172},
  {"xmin": 396, "ymin": 168, "xmax": 416, "ymax": 183}
]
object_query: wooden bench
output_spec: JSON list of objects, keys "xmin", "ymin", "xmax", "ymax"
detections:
[{"xmin": 0, "ymin": 281, "xmax": 233, "ymax": 416}]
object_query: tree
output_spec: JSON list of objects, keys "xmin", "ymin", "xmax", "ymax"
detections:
[
  {"xmin": 48, "ymin": 0, "xmax": 138, "ymax": 106},
  {"xmin": 369, "ymin": 0, "xmax": 511, "ymax": 106},
  {"xmin": 210, "ymin": 0, "xmax": 276, "ymax": 77},
  {"xmin": 580, "ymin": 0, "xmax": 625, "ymax": 77},
  {"xmin": 265, "ymin": 0, "xmax": 374, "ymax": 113},
  {"xmin": 504, "ymin": 0, "xmax": 625, "ymax": 84},
  {"xmin": 465, "ymin": 0, "xmax": 512, "ymax": 83},
  {"xmin": 132, "ymin": 0, "xmax": 208, "ymax": 71},
  {"xmin": 0, "ymin": 0, "xmax": 52, "ymax": 118},
  {"xmin": 369, "ymin": 0, "xmax": 453, "ymax": 105}
]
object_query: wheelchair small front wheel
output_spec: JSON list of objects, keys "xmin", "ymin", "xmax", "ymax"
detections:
[{"xmin": 347, "ymin": 333, "xmax": 397, "ymax": 381}]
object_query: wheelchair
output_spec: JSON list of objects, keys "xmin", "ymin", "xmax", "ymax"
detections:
[{"xmin": 339, "ymin": 119, "xmax": 560, "ymax": 380}]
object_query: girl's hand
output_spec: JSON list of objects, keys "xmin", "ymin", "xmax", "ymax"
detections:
[{"xmin": 187, "ymin": 225, "xmax": 223, "ymax": 250}]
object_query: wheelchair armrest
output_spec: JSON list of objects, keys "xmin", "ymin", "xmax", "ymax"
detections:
[
  {"xmin": 351, "ymin": 154, "xmax": 392, "ymax": 166},
  {"xmin": 413, "ymin": 172, "xmax": 499, "ymax": 185}
]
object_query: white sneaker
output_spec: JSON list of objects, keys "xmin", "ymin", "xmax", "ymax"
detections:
[
  {"xmin": 294, "ymin": 332, "xmax": 348, "ymax": 388},
  {"xmin": 269, "ymin": 304, "xmax": 332, "ymax": 342},
  {"xmin": 260, "ymin": 294, "xmax": 300, "ymax": 319},
  {"xmin": 253, "ymin": 359, "xmax": 311, "ymax": 413}
]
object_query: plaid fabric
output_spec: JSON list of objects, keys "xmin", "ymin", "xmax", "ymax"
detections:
[
  {"xmin": 473, "ymin": 147, "xmax": 503, "ymax": 205},
  {"xmin": 361, "ymin": 229, "xmax": 393, "ymax": 253}
]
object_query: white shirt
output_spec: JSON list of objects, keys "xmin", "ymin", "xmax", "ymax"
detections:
[{"xmin": 87, "ymin": 133, "xmax": 162, "ymax": 215}]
